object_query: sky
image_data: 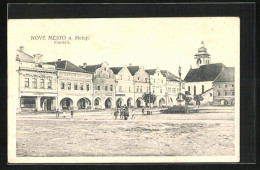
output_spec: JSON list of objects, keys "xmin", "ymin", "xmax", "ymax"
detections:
[{"xmin": 8, "ymin": 17, "xmax": 240, "ymax": 77}]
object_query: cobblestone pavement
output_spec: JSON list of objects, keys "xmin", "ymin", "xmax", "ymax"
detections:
[{"xmin": 16, "ymin": 108, "xmax": 235, "ymax": 157}]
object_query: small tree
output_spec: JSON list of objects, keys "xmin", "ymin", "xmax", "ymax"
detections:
[
  {"xmin": 184, "ymin": 96, "xmax": 192, "ymax": 105},
  {"xmin": 142, "ymin": 92, "xmax": 156, "ymax": 107},
  {"xmin": 184, "ymin": 91, "xmax": 192, "ymax": 105},
  {"xmin": 193, "ymin": 94, "xmax": 204, "ymax": 109}
]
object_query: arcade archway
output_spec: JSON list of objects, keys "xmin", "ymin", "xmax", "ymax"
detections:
[
  {"xmin": 60, "ymin": 97, "xmax": 73, "ymax": 110},
  {"xmin": 105, "ymin": 97, "xmax": 113, "ymax": 109},
  {"xmin": 77, "ymin": 98, "xmax": 91, "ymax": 109},
  {"xmin": 127, "ymin": 97, "xmax": 133, "ymax": 107},
  {"xmin": 159, "ymin": 98, "xmax": 166, "ymax": 107}
]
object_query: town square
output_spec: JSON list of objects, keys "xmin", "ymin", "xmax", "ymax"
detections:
[{"xmin": 8, "ymin": 17, "xmax": 239, "ymax": 162}]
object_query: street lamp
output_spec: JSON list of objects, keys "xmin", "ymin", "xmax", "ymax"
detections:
[{"xmin": 114, "ymin": 80, "xmax": 118, "ymax": 110}]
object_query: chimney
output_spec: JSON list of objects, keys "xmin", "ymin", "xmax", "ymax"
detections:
[
  {"xmin": 58, "ymin": 59, "xmax": 61, "ymax": 61},
  {"xmin": 129, "ymin": 63, "xmax": 132, "ymax": 66},
  {"xmin": 20, "ymin": 46, "xmax": 24, "ymax": 52},
  {"xmin": 83, "ymin": 63, "xmax": 87, "ymax": 68}
]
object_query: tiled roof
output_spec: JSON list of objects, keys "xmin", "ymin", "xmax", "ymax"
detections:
[
  {"xmin": 214, "ymin": 67, "xmax": 234, "ymax": 82},
  {"xmin": 45, "ymin": 60, "xmax": 86, "ymax": 73},
  {"xmin": 145, "ymin": 69, "xmax": 156, "ymax": 75},
  {"xmin": 80, "ymin": 64, "xmax": 102, "ymax": 73},
  {"xmin": 184, "ymin": 63, "xmax": 225, "ymax": 82},
  {"xmin": 110, "ymin": 67, "xmax": 123, "ymax": 74},
  {"xmin": 127, "ymin": 66, "xmax": 140, "ymax": 76},
  {"xmin": 16, "ymin": 50, "xmax": 35, "ymax": 63},
  {"xmin": 160, "ymin": 70, "xmax": 180, "ymax": 82}
]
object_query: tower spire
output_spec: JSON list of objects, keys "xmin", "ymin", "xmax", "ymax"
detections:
[{"xmin": 201, "ymin": 41, "xmax": 204, "ymax": 47}]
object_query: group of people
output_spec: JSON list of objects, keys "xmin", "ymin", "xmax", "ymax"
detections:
[
  {"xmin": 114, "ymin": 105, "xmax": 135, "ymax": 120},
  {"xmin": 56, "ymin": 107, "xmax": 74, "ymax": 118}
]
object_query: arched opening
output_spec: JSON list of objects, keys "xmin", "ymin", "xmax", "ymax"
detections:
[
  {"xmin": 136, "ymin": 98, "xmax": 143, "ymax": 108},
  {"xmin": 127, "ymin": 98, "xmax": 133, "ymax": 107},
  {"xmin": 94, "ymin": 97, "xmax": 102, "ymax": 109},
  {"xmin": 159, "ymin": 98, "xmax": 166, "ymax": 107},
  {"xmin": 169, "ymin": 97, "xmax": 173, "ymax": 106},
  {"xmin": 105, "ymin": 97, "xmax": 113, "ymax": 109},
  {"xmin": 116, "ymin": 98, "xmax": 123, "ymax": 108},
  {"xmin": 77, "ymin": 98, "xmax": 91, "ymax": 110},
  {"xmin": 220, "ymin": 99, "xmax": 228, "ymax": 106},
  {"xmin": 231, "ymin": 99, "xmax": 235, "ymax": 106},
  {"xmin": 194, "ymin": 85, "xmax": 196, "ymax": 95},
  {"xmin": 60, "ymin": 97, "xmax": 73, "ymax": 110},
  {"xmin": 41, "ymin": 97, "xmax": 55, "ymax": 111},
  {"xmin": 202, "ymin": 85, "xmax": 204, "ymax": 93}
]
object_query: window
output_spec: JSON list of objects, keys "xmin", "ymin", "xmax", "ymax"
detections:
[
  {"xmin": 153, "ymin": 88, "xmax": 155, "ymax": 93},
  {"xmin": 154, "ymin": 79, "xmax": 155, "ymax": 83},
  {"xmin": 224, "ymin": 91, "xmax": 228, "ymax": 96},
  {"xmin": 105, "ymin": 84, "xmax": 108, "ymax": 91},
  {"xmin": 129, "ymin": 86, "xmax": 131, "ymax": 92},
  {"xmin": 80, "ymin": 83, "xmax": 84, "ymax": 90},
  {"xmin": 140, "ymin": 86, "xmax": 142, "ymax": 92},
  {"xmin": 145, "ymin": 78, "xmax": 148, "ymax": 82},
  {"xmin": 119, "ymin": 86, "xmax": 122, "ymax": 92},
  {"xmin": 158, "ymin": 73, "xmax": 159, "ymax": 76},
  {"xmin": 110, "ymin": 85, "xmax": 113, "ymax": 91},
  {"xmin": 210, "ymin": 93, "xmax": 212, "ymax": 97},
  {"xmin": 217, "ymin": 91, "xmax": 221, "ymax": 96},
  {"xmin": 136, "ymin": 86, "xmax": 139, "ymax": 92},
  {"xmin": 232, "ymin": 84, "xmax": 234, "ymax": 87},
  {"xmin": 128, "ymin": 76, "xmax": 130, "ymax": 81},
  {"xmin": 20, "ymin": 97, "xmax": 35, "ymax": 108},
  {"xmin": 157, "ymin": 79, "xmax": 159, "ymax": 83},
  {"xmin": 188, "ymin": 86, "xmax": 190, "ymax": 92},
  {"xmin": 32, "ymin": 78, "xmax": 37, "ymax": 88},
  {"xmin": 86, "ymin": 83, "xmax": 90, "ymax": 91},
  {"xmin": 219, "ymin": 85, "xmax": 221, "ymax": 88},
  {"xmin": 97, "ymin": 85, "xmax": 100, "ymax": 90},
  {"xmin": 202, "ymin": 85, "xmax": 204, "ymax": 93},
  {"xmin": 224, "ymin": 84, "xmax": 227, "ymax": 88},
  {"xmin": 168, "ymin": 88, "xmax": 171, "ymax": 93},
  {"xmin": 68, "ymin": 82, "xmax": 71, "ymax": 90},
  {"xmin": 120, "ymin": 75, "xmax": 123, "ymax": 80},
  {"xmin": 40, "ymin": 79, "xmax": 44, "ymax": 88},
  {"xmin": 74, "ymin": 83, "xmax": 78, "ymax": 90},
  {"xmin": 161, "ymin": 80, "xmax": 163, "ymax": 83},
  {"xmin": 138, "ymin": 77, "xmax": 140, "ymax": 80},
  {"xmin": 47, "ymin": 80, "xmax": 52, "ymax": 89},
  {"xmin": 24, "ymin": 78, "xmax": 29, "ymax": 87},
  {"xmin": 160, "ymin": 88, "xmax": 162, "ymax": 93},
  {"xmin": 173, "ymin": 88, "xmax": 176, "ymax": 94},
  {"xmin": 147, "ymin": 87, "xmax": 149, "ymax": 93},
  {"xmin": 61, "ymin": 82, "xmax": 65, "ymax": 89},
  {"xmin": 231, "ymin": 90, "xmax": 234, "ymax": 95},
  {"xmin": 194, "ymin": 85, "xmax": 196, "ymax": 95}
]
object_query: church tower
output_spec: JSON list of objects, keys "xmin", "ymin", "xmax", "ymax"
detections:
[{"xmin": 194, "ymin": 41, "xmax": 211, "ymax": 68}]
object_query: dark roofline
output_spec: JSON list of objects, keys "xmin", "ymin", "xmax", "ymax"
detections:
[{"xmin": 201, "ymin": 88, "xmax": 213, "ymax": 95}]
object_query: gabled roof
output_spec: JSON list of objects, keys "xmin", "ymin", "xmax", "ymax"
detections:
[
  {"xmin": 184, "ymin": 63, "xmax": 225, "ymax": 82},
  {"xmin": 214, "ymin": 67, "xmax": 234, "ymax": 82},
  {"xmin": 45, "ymin": 60, "xmax": 86, "ymax": 73},
  {"xmin": 127, "ymin": 66, "xmax": 140, "ymax": 76},
  {"xmin": 110, "ymin": 67, "xmax": 123, "ymax": 74},
  {"xmin": 145, "ymin": 69, "xmax": 156, "ymax": 75},
  {"xmin": 16, "ymin": 49, "xmax": 35, "ymax": 63},
  {"xmin": 160, "ymin": 70, "xmax": 180, "ymax": 82},
  {"xmin": 80, "ymin": 64, "xmax": 102, "ymax": 73}
]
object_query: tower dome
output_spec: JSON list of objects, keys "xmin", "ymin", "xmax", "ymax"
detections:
[
  {"xmin": 195, "ymin": 41, "xmax": 210, "ymax": 57},
  {"xmin": 194, "ymin": 41, "xmax": 211, "ymax": 68}
]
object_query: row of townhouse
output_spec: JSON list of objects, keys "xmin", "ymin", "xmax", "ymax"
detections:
[{"xmin": 16, "ymin": 46, "xmax": 182, "ymax": 113}]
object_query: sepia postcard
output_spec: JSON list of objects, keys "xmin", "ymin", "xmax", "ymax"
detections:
[{"xmin": 8, "ymin": 17, "xmax": 240, "ymax": 163}]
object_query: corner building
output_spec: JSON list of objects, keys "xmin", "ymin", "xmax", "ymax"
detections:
[{"xmin": 16, "ymin": 47, "xmax": 58, "ymax": 112}]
